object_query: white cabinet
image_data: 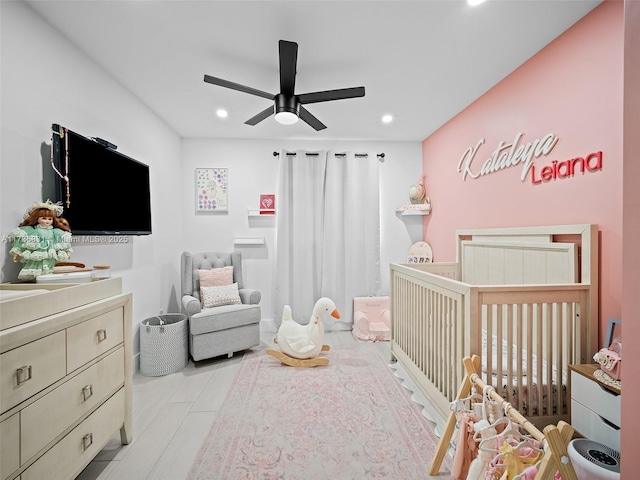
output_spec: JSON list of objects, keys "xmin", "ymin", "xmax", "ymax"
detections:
[
  {"xmin": 569, "ymin": 364, "xmax": 621, "ymax": 451},
  {"xmin": 0, "ymin": 278, "xmax": 132, "ymax": 480}
]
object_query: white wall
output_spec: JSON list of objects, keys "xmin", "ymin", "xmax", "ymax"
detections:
[
  {"xmin": 1, "ymin": 2, "xmax": 183, "ymax": 353},
  {"xmin": 1, "ymin": 2, "xmax": 422, "ymax": 353},
  {"xmin": 181, "ymin": 139, "xmax": 422, "ymax": 328}
]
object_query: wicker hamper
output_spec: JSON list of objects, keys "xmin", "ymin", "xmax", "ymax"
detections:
[{"xmin": 140, "ymin": 314, "xmax": 188, "ymax": 376}]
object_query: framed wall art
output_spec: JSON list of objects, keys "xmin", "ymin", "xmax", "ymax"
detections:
[
  {"xmin": 195, "ymin": 168, "xmax": 228, "ymax": 213},
  {"xmin": 604, "ymin": 318, "xmax": 622, "ymax": 348},
  {"xmin": 259, "ymin": 194, "xmax": 275, "ymax": 214}
]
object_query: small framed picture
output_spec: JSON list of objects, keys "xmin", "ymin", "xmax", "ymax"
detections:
[
  {"xmin": 604, "ymin": 318, "xmax": 622, "ymax": 348},
  {"xmin": 259, "ymin": 194, "xmax": 275, "ymax": 214}
]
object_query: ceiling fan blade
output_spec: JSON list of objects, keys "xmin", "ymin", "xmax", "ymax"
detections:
[
  {"xmin": 299, "ymin": 106, "xmax": 326, "ymax": 131},
  {"xmin": 279, "ymin": 40, "xmax": 298, "ymax": 96},
  {"xmin": 204, "ymin": 74, "xmax": 274, "ymax": 100},
  {"xmin": 298, "ymin": 86, "xmax": 365, "ymax": 105},
  {"xmin": 245, "ymin": 105, "xmax": 275, "ymax": 126}
]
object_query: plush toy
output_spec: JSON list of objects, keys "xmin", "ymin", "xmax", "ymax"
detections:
[
  {"xmin": 408, "ymin": 173, "xmax": 428, "ymax": 204},
  {"xmin": 7, "ymin": 200, "xmax": 72, "ymax": 280},
  {"xmin": 267, "ymin": 297, "xmax": 340, "ymax": 367}
]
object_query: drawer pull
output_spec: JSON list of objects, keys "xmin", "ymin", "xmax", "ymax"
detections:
[
  {"xmin": 97, "ymin": 329, "xmax": 108, "ymax": 342},
  {"xmin": 600, "ymin": 415, "xmax": 621, "ymax": 430},
  {"xmin": 16, "ymin": 365, "xmax": 32, "ymax": 385},
  {"xmin": 599, "ymin": 384, "xmax": 620, "ymax": 397},
  {"xmin": 82, "ymin": 433, "xmax": 93, "ymax": 451},
  {"xmin": 82, "ymin": 384, "xmax": 94, "ymax": 401}
]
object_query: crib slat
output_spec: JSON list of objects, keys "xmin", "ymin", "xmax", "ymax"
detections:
[
  {"xmin": 546, "ymin": 303, "xmax": 554, "ymax": 416},
  {"xmin": 526, "ymin": 303, "xmax": 534, "ymax": 417},
  {"xmin": 536, "ymin": 303, "xmax": 543, "ymax": 416}
]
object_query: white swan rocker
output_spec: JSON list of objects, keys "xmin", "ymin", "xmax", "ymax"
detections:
[{"xmin": 266, "ymin": 297, "xmax": 341, "ymax": 367}]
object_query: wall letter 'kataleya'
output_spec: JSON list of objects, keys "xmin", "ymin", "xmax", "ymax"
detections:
[{"xmin": 457, "ymin": 132, "xmax": 559, "ymax": 182}]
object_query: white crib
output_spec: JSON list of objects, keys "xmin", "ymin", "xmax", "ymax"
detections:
[{"xmin": 390, "ymin": 224, "xmax": 598, "ymax": 429}]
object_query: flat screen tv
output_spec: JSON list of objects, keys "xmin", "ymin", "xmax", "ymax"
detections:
[{"xmin": 51, "ymin": 124, "xmax": 152, "ymax": 235}]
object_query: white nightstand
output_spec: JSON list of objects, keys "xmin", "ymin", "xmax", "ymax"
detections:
[{"xmin": 569, "ymin": 364, "xmax": 621, "ymax": 451}]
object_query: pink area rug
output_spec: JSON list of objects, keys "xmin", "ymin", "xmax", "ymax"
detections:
[{"xmin": 188, "ymin": 347, "xmax": 451, "ymax": 479}]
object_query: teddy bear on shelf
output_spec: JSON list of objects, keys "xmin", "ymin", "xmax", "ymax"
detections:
[{"xmin": 408, "ymin": 173, "xmax": 429, "ymax": 204}]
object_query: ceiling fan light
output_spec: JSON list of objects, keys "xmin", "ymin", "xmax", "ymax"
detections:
[
  {"xmin": 274, "ymin": 93, "xmax": 300, "ymax": 125},
  {"xmin": 275, "ymin": 111, "xmax": 299, "ymax": 125}
]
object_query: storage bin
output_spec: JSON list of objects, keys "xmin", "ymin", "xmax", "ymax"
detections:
[
  {"xmin": 140, "ymin": 314, "xmax": 188, "ymax": 376},
  {"xmin": 92, "ymin": 264, "xmax": 111, "ymax": 280},
  {"xmin": 352, "ymin": 296, "xmax": 391, "ymax": 342}
]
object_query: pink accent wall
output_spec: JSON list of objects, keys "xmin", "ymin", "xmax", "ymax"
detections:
[
  {"xmin": 621, "ymin": 0, "xmax": 639, "ymax": 474},
  {"xmin": 421, "ymin": 1, "xmax": 623, "ymax": 342}
]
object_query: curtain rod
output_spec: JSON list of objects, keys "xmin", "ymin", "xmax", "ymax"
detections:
[{"xmin": 273, "ymin": 151, "xmax": 385, "ymax": 158}]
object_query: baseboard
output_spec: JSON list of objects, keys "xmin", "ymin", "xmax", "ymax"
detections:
[{"xmin": 260, "ymin": 318, "xmax": 277, "ymax": 332}]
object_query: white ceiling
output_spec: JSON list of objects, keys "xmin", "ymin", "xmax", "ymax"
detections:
[{"xmin": 25, "ymin": 0, "xmax": 602, "ymax": 142}]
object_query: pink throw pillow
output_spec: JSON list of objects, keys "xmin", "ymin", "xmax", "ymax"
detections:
[{"xmin": 198, "ymin": 266, "xmax": 234, "ymax": 287}]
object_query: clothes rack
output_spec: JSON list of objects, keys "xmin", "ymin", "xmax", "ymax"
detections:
[{"xmin": 429, "ymin": 354, "xmax": 578, "ymax": 480}]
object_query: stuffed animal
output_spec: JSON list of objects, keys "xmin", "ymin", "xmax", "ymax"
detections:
[
  {"xmin": 267, "ymin": 297, "xmax": 340, "ymax": 367},
  {"xmin": 408, "ymin": 173, "xmax": 427, "ymax": 204}
]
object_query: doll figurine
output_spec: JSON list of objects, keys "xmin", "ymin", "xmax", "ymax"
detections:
[{"xmin": 8, "ymin": 200, "xmax": 73, "ymax": 280}]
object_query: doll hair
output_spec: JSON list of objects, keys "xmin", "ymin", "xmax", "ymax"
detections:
[
  {"xmin": 20, "ymin": 208, "xmax": 71, "ymax": 232},
  {"xmin": 57, "ymin": 217, "xmax": 71, "ymax": 232}
]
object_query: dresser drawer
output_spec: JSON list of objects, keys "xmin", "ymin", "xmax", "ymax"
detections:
[
  {"xmin": 570, "ymin": 371, "xmax": 620, "ymax": 425},
  {"xmin": 20, "ymin": 347, "xmax": 125, "ymax": 463},
  {"xmin": 22, "ymin": 388, "xmax": 125, "ymax": 480},
  {"xmin": 571, "ymin": 399, "xmax": 620, "ymax": 451},
  {"xmin": 1, "ymin": 413, "xmax": 19, "ymax": 480},
  {"xmin": 66, "ymin": 308, "xmax": 124, "ymax": 372},
  {"xmin": 0, "ymin": 332, "xmax": 66, "ymax": 414}
]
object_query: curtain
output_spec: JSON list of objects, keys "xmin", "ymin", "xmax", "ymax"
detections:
[{"xmin": 273, "ymin": 150, "xmax": 381, "ymax": 330}]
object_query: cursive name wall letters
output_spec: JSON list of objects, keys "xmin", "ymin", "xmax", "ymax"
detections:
[
  {"xmin": 457, "ymin": 132, "xmax": 559, "ymax": 182},
  {"xmin": 457, "ymin": 132, "xmax": 602, "ymax": 184}
]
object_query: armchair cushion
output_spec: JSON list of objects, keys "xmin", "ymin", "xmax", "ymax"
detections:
[
  {"xmin": 189, "ymin": 304, "xmax": 260, "ymax": 335},
  {"xmin": 202, "ymin": 283, "xmax": 241, "ymax": 308}
]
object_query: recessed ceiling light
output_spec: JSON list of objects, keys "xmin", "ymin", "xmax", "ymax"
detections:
[
  {"xmin": 216, "ymin": 109, "xmax": 228, "ymax": 118},
  {"xmin": 467, "ymin": 0, "xmax": 486, "ymax": 6},
  {"xmin": 382, "ymin": 114, "xmax": 393, "ymax": 124}
]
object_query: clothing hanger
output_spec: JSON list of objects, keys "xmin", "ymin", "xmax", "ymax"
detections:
[
  {"xmin": 478, "ymin": 421, "xmax": 517, "ymax": 453},
  {"xmin": 515, "ymin": 437, "xmax": 543, "ymax": 454},
  {"xmin": 450, "ymin": 386, "xmax": 483, "ymax": 417},
  {"xmin": 474, "ymin": 415, "xmax": 512, "ymax": 441},
  {"xmin": 474, "ymin": 385, "xmax": 517, "ymax": 443},
  {"xmin": 458, "ymin": 386, "xmax": 484, "ymax": 408}
]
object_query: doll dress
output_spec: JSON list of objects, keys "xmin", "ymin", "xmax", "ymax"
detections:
[{"xmin": 8, "ymin": 224, "xmax": 72, "ymax": 280}]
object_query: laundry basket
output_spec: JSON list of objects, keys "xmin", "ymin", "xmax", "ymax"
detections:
[{"xmin": 140, "ymin": 314, "xmax": 188, "ymax": 376}]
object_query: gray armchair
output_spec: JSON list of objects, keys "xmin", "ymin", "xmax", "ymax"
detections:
[{"xmin": 181, "ymin": 251, "xmax": 261, "ymax": 361}]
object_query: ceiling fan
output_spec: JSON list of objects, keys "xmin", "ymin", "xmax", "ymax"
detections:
[{"xmin": 204, "ymin": 40, "xmax": 365, "ymax": 131}]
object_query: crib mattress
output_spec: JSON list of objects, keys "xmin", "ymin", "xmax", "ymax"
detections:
[{"xmin": 481, "ymin": 330, "xmax": 567, "ymax": 416}]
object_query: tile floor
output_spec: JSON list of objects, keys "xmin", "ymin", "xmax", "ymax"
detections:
[{"xmin": 76, "ymin": 331, "xmax": 392, "ymax": 480}]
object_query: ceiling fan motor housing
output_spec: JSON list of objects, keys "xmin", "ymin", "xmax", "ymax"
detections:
[{"xmin": 275, "ymin": 93, "xmax": 300, "ymax": 115}]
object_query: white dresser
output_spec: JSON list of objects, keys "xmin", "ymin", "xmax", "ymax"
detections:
[
  {"xmin": 0, "ymin": 278, "xmax": 132, "ymax": 480},
  {"xmin": 569, "ymin": 363, "xmax": 621, "ymax": 452}
]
